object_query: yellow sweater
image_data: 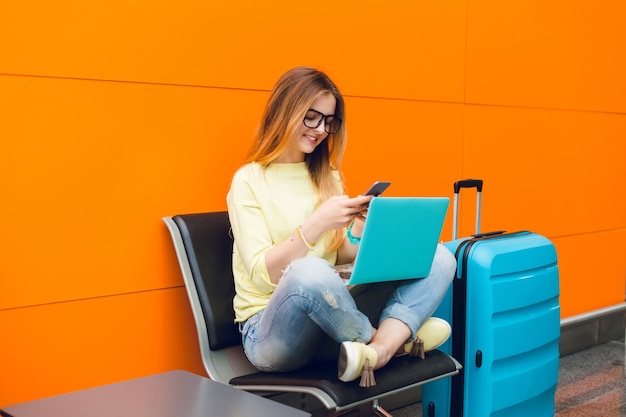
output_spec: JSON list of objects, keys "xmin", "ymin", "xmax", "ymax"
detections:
[{"xmin": 227, "ymin": 162, "xmax": 340, "ymax": 322}]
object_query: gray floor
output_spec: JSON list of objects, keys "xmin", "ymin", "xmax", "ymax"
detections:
[{"xmin": 391, "ymin": 339, "xmax": 626, "ymax": 417}]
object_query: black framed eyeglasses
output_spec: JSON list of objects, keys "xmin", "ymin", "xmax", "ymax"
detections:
[{"xmin": 303, "ymin": 109, "xmax": 342, "ymax": 134}]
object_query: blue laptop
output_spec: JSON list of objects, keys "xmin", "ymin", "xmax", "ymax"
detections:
[{"xmin": 338, "ymin": 196, "xmax": 449, "ymax": 286}]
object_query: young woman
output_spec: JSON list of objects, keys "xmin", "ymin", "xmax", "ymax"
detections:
[{"xmin": 227, "ymin": 66, "xmax": 456, "ymax": 387}]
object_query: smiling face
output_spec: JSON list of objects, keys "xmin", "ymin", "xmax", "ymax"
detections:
[{"xmin": 276, "ymin": 93, "xmax": 337, "ymax": 163}]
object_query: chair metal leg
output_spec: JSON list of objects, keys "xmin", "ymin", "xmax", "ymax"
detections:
[{"xmin": 372, "ymin": 399, "xmax": 393, "ymax": 417}]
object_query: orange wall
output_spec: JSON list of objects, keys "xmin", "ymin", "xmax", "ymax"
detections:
[{"xmin": 1, "ymin": 0, "xmax": 625, "ymax": 407}]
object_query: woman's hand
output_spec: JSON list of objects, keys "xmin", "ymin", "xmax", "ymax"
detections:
[
  {"xmin": 333, "ymin": 196, "xmax": 369, "ymax": 264},
  {"xmin": 305, "ymin": 194, "xmax": 372, "ymax": 238}
]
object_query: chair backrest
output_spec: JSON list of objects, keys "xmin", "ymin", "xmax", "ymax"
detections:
[
  {"xmin": 171, "ymin": 212, "xmax": 240, "ymax": 350},
  {"xmin": 163, "ymin": 213, "xmax": 258, "ymax": 383}
]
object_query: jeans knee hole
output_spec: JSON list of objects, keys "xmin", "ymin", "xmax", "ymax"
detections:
[{"xmin": 322, "ymin": 290, "xmax": 339, "ymax": 308}]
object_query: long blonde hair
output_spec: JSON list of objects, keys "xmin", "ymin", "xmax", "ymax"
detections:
[{"xmin": 246, "ymin": 67, "xmax": 347, "ymax": 249}]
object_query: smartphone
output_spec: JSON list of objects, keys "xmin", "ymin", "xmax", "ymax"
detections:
[{"xmin": 364, "ymin": 181, "xmax": 391, "ymax": 196}]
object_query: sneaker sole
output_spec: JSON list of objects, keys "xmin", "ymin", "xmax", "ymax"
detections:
[{"xmin": 338, "ymin": 342, "xmax": 360, "ymax": 382}]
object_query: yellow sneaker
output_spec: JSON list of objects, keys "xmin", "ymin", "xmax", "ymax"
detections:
[
  {"xmin": 417, "ymin": 317, "xmax": 451, "ymax": 351},
  {"xmin": 397, "ymin": 317, "xmax": 452, "ymax": 359},
  {"xmin": 338, "ymin": 341, "xmax": 378, "ymax": 387}
]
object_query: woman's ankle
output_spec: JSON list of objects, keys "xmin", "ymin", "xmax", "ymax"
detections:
[{"xmin": 367, "ymin": 342, "xmax": 393, "ymax": 370}]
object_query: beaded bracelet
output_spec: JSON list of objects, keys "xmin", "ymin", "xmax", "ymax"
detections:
[
  {"xmin": 347, "ymin": 221, "xmax": 361, "ymax": 245},
  {"xmin": 296, "ymin": 225, "xmax": 315, "ymax": 251}
]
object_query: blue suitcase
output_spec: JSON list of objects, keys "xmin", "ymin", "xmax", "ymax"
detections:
[{"xmin": 423, "ymin": 180, "xmax": 560, "ymax": 417}]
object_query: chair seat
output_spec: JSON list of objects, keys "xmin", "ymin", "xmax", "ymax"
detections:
[{"xmin": 230, "ymin": 350, "xmax": 459, "ymax": 408}]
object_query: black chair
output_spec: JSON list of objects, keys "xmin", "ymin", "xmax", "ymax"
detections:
[{"xmin": 163, "ymin": 212, "xmax": 461, "ymax": 416}]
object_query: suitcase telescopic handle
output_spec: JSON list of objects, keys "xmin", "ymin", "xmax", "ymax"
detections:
[
  {"xmin": 453, "ymin": 179, "xmax": 483, "ymax": 194},
  {"xmin": 452, "ymin": 179, "xmax": 483, "ymax": 240}
]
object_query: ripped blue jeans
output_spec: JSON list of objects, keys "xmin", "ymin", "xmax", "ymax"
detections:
[{"xmin": 240, "ymin": 244, "xmax": 456, "ymax": 372}]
